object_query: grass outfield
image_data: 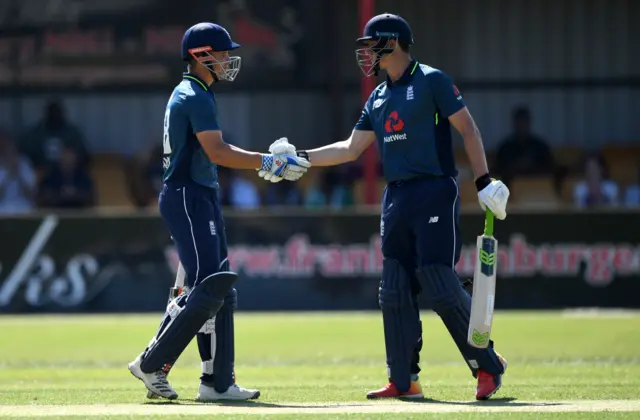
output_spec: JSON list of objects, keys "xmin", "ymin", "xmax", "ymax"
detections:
[{"xmin": 0, "ymin": 310, "xmax": 639, "ymax": 419}]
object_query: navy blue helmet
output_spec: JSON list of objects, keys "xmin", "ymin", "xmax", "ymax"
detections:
[
  {"xmin": 356, "ymin": 13, "xmax": 414, "ymax": 76},
  {"xmin": 182, "ymin": 22, "xmax": 242, "ymax": 82}
]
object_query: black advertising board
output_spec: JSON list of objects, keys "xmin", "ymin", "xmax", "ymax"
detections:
[{"xmin": 0, "ymin": 211, "xmax": 638, "ymax": 313}]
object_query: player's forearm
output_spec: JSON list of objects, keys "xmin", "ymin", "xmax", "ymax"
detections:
[
  {"xmin": 206, "ymin": 142, "xmax": 263, "ymax": 169},
  {"xmin": 306, "ymin": 140, "xmax": 357, "ymax": 167},
  {"xmin": 462, "ymin": 127, "xmax": 489, "ymax": 179}
]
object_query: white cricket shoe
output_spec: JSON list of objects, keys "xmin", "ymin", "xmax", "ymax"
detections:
[
  {"xmin": 196, "ymin": 383, "xmax": 261, "ymax": 402},
  {"xmin": 128, "ymin": 354, "xmax": 178, "ymax": 400},
  {"xmin": 146, "ymin": 389, "xmax": 161, "ymax": 399}
]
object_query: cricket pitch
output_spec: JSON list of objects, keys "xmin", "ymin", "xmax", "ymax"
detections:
[{"xmin": 1, "ymin": 400, "xmax": 640, "ymax": 416}]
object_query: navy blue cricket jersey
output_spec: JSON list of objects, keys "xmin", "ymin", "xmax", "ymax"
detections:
[
  {"xmin": 355, "ymin": 61, "xmax": 465, "ymax": 182},
  {"xmin": 162, "ymin": 73, "xmax": 221, "ymax": 189}
]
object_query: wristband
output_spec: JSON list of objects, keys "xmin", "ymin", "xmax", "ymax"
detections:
[
  {"xmin": 475, "ymin": 173, "xmax": 491, "ymax": 192},
  {"xmin": 296, "ymin": 150, "xmax": 310, "ymax": 161},
  {"xmin": 260, "ymin": 154, "xmax": 273, "ymax": 171}
]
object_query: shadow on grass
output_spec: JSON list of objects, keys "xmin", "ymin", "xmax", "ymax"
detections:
[
  {"xmin": 399, "ymin": 397, "xmax": 562, "ymax": 407},
  {"xmin": 143, "ymin": 396, "xmax": 564, "ymax": 409},
  {"xmin": 143, "ymin": 400, "xmax": 328, "ymax": 409}
]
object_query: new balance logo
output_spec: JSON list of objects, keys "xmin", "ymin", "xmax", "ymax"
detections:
[
  {"xmin": 428, "ymin": 216, "xmax": 439, "ymax": 223},
  {"xmin": 407, "ymin": 85, "xmax": 414, "ymax": 100}
]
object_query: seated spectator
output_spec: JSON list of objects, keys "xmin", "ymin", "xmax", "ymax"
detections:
[
  {"xmin": 263, "ymin": 179, "xmax": 303, "ymax": 206},
  {"xmin": 325, "ymin": 167, "xmax": 354, "ymax": 209},
  {"xmin": 573, "ymin": 152, "xmax": 618, "ymax": 208},
  {"xmin": 304, "ymin": 170, "xmax": 329, "ymax": 208},
  {"xmin": 0, "ymin": 130, "xmax": 37, "ymax": 215},
  {"xmin": 21, "ymin": 100, "xmax": 89, "ymax": 171},
  {"xmin": 495, "ymin": 106, "xmax": 555, "ymax": 188},
  {"xmin": 304, "ymin": 168, "xmax": 354, "ymax": 209},
  {"xmin": 125, "ymin": 143, "xmax": 163, "ymax": 208},
  {"xmin": 37, "ymin": 146, "xmax": 95, "ymax": 209},
  {"xmin": 228, "ymin": 170, "xmax": 261, "ymax": 210},
  {"xmin": 623, "ymin": 166, "xmax": 640, "ymax": 207}
]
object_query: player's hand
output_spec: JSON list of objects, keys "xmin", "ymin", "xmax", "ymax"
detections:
[
  {"xmin": 259, "ymin": 152, "xmax": 311, "ymax": 182},
  {"xmin": 477, "ymin": 179, "xmax": 509, "ymax": 220},
  {"xmin": 257, "ymin": 137, "xmax": 296, "ymax": 183}
]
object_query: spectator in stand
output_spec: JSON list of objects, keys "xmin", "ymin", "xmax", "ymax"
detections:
[
  {"xmin": 494, "ymin": 106, "xmax": 555, "ymax": 189},
  {"xmin": 623, "ymin": 165, "xmax": 640, "ymax": 207},
  {"xmin": 37, "ymin": 146, "xmax": 95, "ymax": 209},
  {"xmin": 573, "ymin": 152, "xmax": 618, "ymax": 208},
  {"xmin": 304, "ymin": 168, "xmax": 353, "ymax": 209},
  {"xmin": 228, "ymin": 170, "xmax": 261, "ymax": 210},
  {"xmin": 21, "ymin": 100, "xmax": 90, "ymax": 171},
  {"xmin": 0, "ymin": 130, "xmax": 37, "ymax": 215},
  {"xmin": 263, "ymin": 178, "xmax": 303, "ymax": 206},
  {"xmin": 125, "ymin": 143, "xmax": 164, "ymax": 208}
]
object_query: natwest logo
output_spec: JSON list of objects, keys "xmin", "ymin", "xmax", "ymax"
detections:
[{"xmin": 383, "ymin": 111, "xmax": 407, "ymax": 143}]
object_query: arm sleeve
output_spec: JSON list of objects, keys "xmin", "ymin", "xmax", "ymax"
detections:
[
  {"xmin": 354, "ymin": 94, "xmax": 374, "ymax": 131},
  {"xmin": 186, "ymin": 95, "xmax": 221, "ymax": 133},
  {"xmin": 429, "ymin": 71, "xmax": 465, "ymax": 118}
]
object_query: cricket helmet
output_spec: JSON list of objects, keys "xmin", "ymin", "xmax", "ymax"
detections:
[
  {"xmin": 182, "ymin": 22, "xmax": 242, "ymax": 82},
  {"xmin": 356, "ymin": 13, "xmax": 414, "ymax": 77}
]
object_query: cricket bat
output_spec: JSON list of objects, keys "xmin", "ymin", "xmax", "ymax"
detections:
[{"xmin": 467, "ymin": 209, "xmax": 497, "ymax": 349}]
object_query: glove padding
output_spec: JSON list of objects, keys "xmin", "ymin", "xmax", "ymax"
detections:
[
  {"xmin": 257, "ymin": 138, "xmax": 297, "ymax": 183},
  {"xmin": 259, "ymin": 151, "xmax": 310, "ymax": 182},
  {"xmin": 478, "ymin": 179, "xmax": 509, "ymax": 220}
]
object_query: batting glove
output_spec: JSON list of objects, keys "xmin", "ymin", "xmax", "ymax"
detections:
[
  {"xmin": 257, "ymin": 137, "xmax": 296, "ymax": 182},
  {"xmin": 259, "ymin": 153, "xmax": 311, "ymax": 182},
  {"xmin": 476, "ymin": 174, "xmax": 509, "ymax": 220}
]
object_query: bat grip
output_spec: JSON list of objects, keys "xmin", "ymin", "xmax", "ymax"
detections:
[{"xmin": 484, "ymin": 209, "xmax": 495, "ymax": 236}]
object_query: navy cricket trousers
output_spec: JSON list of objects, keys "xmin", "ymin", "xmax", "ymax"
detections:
[
  {"xmin": 381, "ymin": 175, "xmax": 461, "ymax": 274},
  {"xmin": 159, "ymin": 182, "xmax": 229, "ymax": 289},
  {"xmin": 380, "ymin": 175, "xmax": 462, "ymax": 374}
]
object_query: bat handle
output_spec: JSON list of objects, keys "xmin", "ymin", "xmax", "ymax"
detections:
[{"xmin": 484, "ymin": 209, "xmax": 495, "ymax": 236}]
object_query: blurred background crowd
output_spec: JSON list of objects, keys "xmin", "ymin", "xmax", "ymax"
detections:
[{"xmin": 0, "ymin": 0, "xmax": 638, "ymax": 215}]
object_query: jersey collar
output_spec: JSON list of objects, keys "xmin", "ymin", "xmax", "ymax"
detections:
[
  {"xmin": 183, "ymin": 73, "xmax": 210, "ymax": 92},
  {"xmin": 386, "ymin": 60, "xmax": 419, "ymax": 88}
]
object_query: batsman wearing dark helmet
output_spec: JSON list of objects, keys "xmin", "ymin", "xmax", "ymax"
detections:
[
  {"xmin": 127, "ymin": 22, "xmax": 311, "ymax": 401},
  {"xmin": 259, "ymin": 14, "xmax": 510, "ymax": 400}
]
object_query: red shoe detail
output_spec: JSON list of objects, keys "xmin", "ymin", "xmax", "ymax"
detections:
[
  {"xmin": 476, "ymin": 354, "xmax": 507, "ymax": 400},
  {"xmin": 366, "ymin": 381, "xmax": 423, "ymax": 399}
]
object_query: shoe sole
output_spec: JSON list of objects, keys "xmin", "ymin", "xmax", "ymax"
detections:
[
  {"xmin": 196, "ymin": 390, "xmax": 261, "ymax": 402},
  {"xmin": 476, "ymin": 382, "xmax": 501, "ymax": 401},
  {"xmin": 366, "ymin": 392, "xmax": 424, "ymax": 400},
  {"xmin": 146, "ymin": 391, "xmax": 160, "ymax": 399},
  {"xmin": 128, "ymin": 363, "xmax": 178, "ymax": 401}
]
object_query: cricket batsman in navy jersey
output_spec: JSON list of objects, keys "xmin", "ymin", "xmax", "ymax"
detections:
[
  {"xmin": 259, "ymin": 14, "xmax": 510, "ymax": 400},
  {"xmin": 127, "ymin": 22, "xmax": 311, "ymax": 401}
]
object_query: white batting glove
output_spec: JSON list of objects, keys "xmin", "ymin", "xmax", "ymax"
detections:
[
  {"xmin": 478, "ymin": 178, "xmax": 510, "ymax": 220},
  {"xmin": 257, "ymin": 138, "xmax": 297, "ymax": 182},
  {"xmin": 258, "ymin": 152, "xmax": 311, "ymax": 182}
]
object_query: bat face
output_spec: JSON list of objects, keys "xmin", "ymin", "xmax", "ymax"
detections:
[{"xmin": 468, "ymin": 234, "xmax": 498, "ymax": 348}]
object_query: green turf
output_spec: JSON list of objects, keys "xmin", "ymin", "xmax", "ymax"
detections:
[
  {"xmin": 7, "ymin": 415, "xmax": 640, "ymax": 420},
  {"xmin": 1, "ymin": 311, "xmax": 639, "ymax": 419}
]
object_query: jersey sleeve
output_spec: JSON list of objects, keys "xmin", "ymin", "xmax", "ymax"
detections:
[
  {"xmin": 186, "ymin": 94, "xmax": 220, "ymax": 133},
  {"xmin": 429, "ymin": 71, "xmax": 465, "ymax": 118},
  {"xmin": 353, "ymin": 93, "xmax": 374, "ymax": 131}
]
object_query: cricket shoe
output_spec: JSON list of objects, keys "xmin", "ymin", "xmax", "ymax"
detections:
[
  {"xmin": 128, "ymin": 353, "xmax": 178, "ymax": 400},
  {"xmin": 476, "ymin": 352, "xmax": 508, "ymax": 400},
  {"xmin": 366, "ymin": 380, "xmax": 424, "ymax": 399},
  {"xmin": 196, "ymin": 383, "xmax": 261, "ymax": 402}
]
